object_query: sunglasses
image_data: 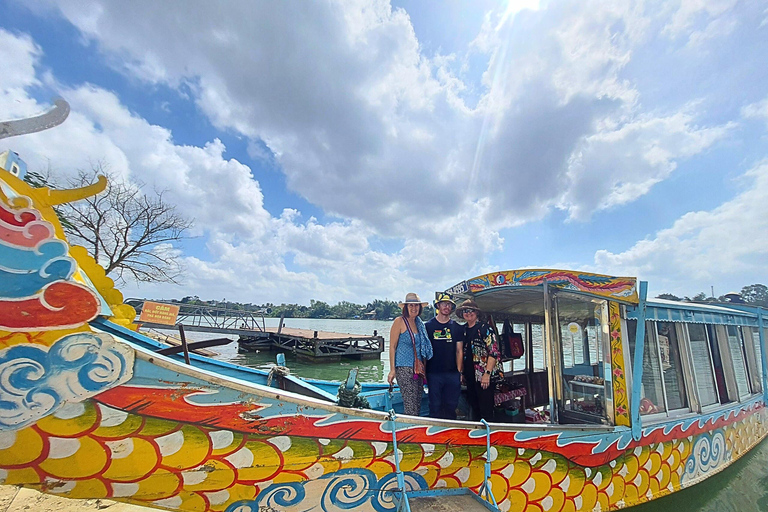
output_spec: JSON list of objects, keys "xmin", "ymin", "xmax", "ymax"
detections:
[{"xmin": 462, "ymin": 310, "xmax": 477, "ymax": 315}]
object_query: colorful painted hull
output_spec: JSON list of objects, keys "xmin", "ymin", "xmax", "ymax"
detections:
[
  {"xmin": 2, "ymin": 330, "xmax": 767, "ymax": 512},
  {"xmin": 2, "ymin": 167, "xmax": 768, "ymax": 512}
]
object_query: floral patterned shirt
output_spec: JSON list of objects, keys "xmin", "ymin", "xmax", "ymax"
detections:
[{"xmin": 464, "ymin": 322, "xmax": 503, "ymax": 382}]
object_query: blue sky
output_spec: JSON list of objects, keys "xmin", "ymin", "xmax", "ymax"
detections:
[{"xmin": 1, "ymin": 0, "xmax": 767, "ymax": 304}]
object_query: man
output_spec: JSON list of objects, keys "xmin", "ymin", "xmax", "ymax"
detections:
[{"xmin": 425, "ymin": 293, "xmax": 464, "ymax": 419}]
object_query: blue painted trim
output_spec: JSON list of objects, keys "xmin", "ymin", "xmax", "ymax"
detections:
[
  {"xmin": 478, "ymin": 419, "xmax": 499, "ymax": 510},
  {"xmin": 388, "ymin": 408, "xmax": 411, "ymax": 512},
  {"xmin": 627, "ymin": 304, "xmax": 758, "ymax": 326},
  {"xmin": 631, "ymin": 281, "xmax": 648, "ymax": 441},
  {"xmin": 408, "ymin": 488, "xmax": 499, "ymax": 511},
  {"xmin": 758, "ymin": 310, "xmax": 768, "ymax": 404}
]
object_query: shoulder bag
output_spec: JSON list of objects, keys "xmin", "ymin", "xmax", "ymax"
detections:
[{"xmin": 404, "ymin": 318, "xmax": 427, "ymax": 384}]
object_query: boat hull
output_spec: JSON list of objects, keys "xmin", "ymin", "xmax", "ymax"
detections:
[{"xmin": 2, "ymin": 334, "xmax": 767, "ymax": 512}]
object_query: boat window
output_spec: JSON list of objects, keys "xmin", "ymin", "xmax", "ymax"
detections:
[
  {"xmin": 687, "ymin": 324, "xmax": 719, "ymax": 407},
  {"xmin": 587, "ymin": 324, "xmax": 602, "ymax": 366},
  {"xmin": 532, "ymin": 323, "xmax": 547, "ymax": 371},
  {"xmin": 708, "ymin": 325, "xmax": 732, "ymax": 404},
  {"xmin": 656, "ymin": 322, "xmax": 688, "ymax": 411},
  {"xmin": 747, "ymin": 328, "xmax": 763, "ymax": 393},
  {"xmin": 726, "ymin": 325, "xmax": 752, "ymax": 399},
  {"xmin": 627, "ymin": 320, "xmax": 667, "ymax": 415},
  {"xmin": 496, "ymin": 321, "xmax": 528, "ymax": 373},
  {"xmin": 555, "ymin": 293, "xmax": 609, "ymax": 424},
  {"xmin": 512, "ymin": 322, "xmax": 527, "ymax": 372}
]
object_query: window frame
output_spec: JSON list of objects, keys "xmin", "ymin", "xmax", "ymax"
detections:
[{"xmin": 682, "ymin": 323, "xmax": 721, "ymax": 412}]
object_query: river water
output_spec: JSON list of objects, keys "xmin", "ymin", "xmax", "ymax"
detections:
[
  {"xmin": 150, "ymin": 318, "xmax": 768, "ymax": 511},
  {"xmin": 153, "ymin": 317, "xmax": 394, "ymax": 382}
]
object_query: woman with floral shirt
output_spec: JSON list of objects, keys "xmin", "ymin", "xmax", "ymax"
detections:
[{"xmin": 457, "ymin": 299, "xmax": 502, "ymax": 421}]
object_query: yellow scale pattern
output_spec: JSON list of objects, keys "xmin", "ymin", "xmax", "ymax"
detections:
[
  {"xmin": 2, "ymin": 400, "xmax": 767, "ymax": 512},
  {"xmin": 609, "ymin": 302, "xmax": 630, "ymax": 427}
]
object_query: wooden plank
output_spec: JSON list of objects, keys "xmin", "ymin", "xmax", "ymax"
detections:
[
  {"xmin": 156, "ymin": 337, "xmax": 233, "ymax": 356},
  {"xmin": 263, "ymin": 326, "xmax": 379, "ymax": 340}
]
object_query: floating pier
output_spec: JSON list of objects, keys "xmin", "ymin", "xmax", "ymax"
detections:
[{"xmin": 239, "ymin": 326, "xmax": 384, "ymax": 362}]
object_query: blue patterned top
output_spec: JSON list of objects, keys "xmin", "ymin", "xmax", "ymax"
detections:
[{"xmin": 394, "ymin": 317, "xmax": 433, "ymax": 367}]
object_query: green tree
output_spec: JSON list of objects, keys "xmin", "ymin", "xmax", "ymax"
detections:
[
  {"xmin": 656, "ymin": 293, "xmax": 681, "ymax": 301},
  {"xmin": 741, "ymin": 284, "xmax": 768, "ymax": 307},
  {"xmin": 308, "ymin": 300, "xmax": 333, "ymax": 318}
]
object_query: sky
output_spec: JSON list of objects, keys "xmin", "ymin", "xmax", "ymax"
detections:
[{"xmin": 0, "ymin": 0, "xmax": 767, "ymax": 305}]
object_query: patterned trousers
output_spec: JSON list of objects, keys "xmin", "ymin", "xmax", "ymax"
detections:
[{"xmin": 395, "ymin": 366, "xmax": 423, "ymax": 416}]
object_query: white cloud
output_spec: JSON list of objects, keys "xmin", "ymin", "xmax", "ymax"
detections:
[
  {"xmin": 23, "ymin": 0, "xmax": 729, "ymax": 234},
  {"xmin": 561, "ymin": 110, "xmax": 733, "ymax": 220},
  {"xmin": 743, "ymin": 97, "xmax": 768, "ymax": 126},
  {"xmin": 4, "ymin": 0, "xmax": 768, "ymax": 302},
  {"xmin": 594, "ymin": 160, "xmax": 768, "ymax": 296}
]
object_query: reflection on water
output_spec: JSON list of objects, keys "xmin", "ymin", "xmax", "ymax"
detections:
[{"xmin": 632, "ymin": 436, "xmax": 768, "ymax": 512}]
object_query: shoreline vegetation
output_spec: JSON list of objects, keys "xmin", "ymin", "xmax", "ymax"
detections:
[
  {"xmin": 135, "ymin": 283, "xmax": 768, "ymax": 323},
  {"xmin": 147, "ymin": 296, "xmax": 435, "ymax": 321}
]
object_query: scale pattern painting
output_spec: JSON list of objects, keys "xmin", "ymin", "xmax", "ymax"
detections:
[{"xmin": 1, "ymin": 115, "xmax": 768, "ymax": 511}]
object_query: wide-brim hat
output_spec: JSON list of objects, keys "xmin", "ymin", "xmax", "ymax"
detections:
[
  {"xmin": 398, "ymin": 292, "xmax": 428, "ymax": 307},
  {"xmin": 434, "ymin": 292, "xmax": 456, "ymax": 310},
  {"xmin": 456, "ymin": 299, "xmax": 480, "ymax": 316}
]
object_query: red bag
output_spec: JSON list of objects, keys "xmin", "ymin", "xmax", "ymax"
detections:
[{"xmin": 502, "ymin": 320, "xmax": 524, "ymax": 359}]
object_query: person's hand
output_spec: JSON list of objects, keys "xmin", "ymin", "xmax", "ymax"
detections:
[
  {"xmin": 481, "ymin": 373, "xmax": 490, "ymax": 389},
  {"xmin": 387, "ymin": 369, "xmax": 396, "ymax": 385},
  {"xmin": 460, "ymin": 373, "xmax": 466, "ymax": 386}
]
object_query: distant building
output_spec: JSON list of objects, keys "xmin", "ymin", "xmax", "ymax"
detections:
[
  {"xmin": 723, "ymin": 292, "xmax": 745, "ymax": 304},
  {"xmin": 0, "ymin": 150, "xmax": 27, "ymax": 180}
]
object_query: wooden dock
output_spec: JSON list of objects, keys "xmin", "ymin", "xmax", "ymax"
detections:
[{"xmin": 239, "ymin": 326, "xmax": 384, "ymax": 362}]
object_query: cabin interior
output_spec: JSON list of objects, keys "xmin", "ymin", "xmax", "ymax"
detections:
[
  {"xmin": 447, "ymin": 286, "xmax": 767, "ymax": 427},
  {"xmin": 448, "ymin": 286, "xmax": 615, "ymax": 425}
]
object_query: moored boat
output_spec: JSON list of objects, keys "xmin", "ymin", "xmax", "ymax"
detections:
[{"xmin": 1, "ymin": 113, "xmax": 767, "ymax": 511}]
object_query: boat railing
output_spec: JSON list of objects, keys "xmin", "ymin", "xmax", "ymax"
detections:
[{"xmin": 385, "ymin": 390, "xmax": 501, "ymax": 511}]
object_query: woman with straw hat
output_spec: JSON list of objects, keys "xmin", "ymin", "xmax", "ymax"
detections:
[
  {"xmin": 456, "ymin": 299, "xmax": 502, "ymax": 421},
  {"xmin": 388, "ymin": 293, "xmax": 433, "ymax": 416}
]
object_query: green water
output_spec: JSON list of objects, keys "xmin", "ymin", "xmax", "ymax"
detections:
[
  {"xmin": 154, "ymin": 318, "xmax": 392, "ymax": 382},
  {"xmin": 631, "ymin": 436, "xmax": 768, "ymax": 512}
]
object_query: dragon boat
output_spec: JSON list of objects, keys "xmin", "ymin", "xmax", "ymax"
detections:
[{"xmin": 1, "ymin": 105, "xmax": 768, "ymax": 512}]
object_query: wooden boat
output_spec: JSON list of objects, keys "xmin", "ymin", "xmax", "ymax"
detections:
[{"xmin": 1, "ymin": 119, "xmax": 767, "ymax": 511}]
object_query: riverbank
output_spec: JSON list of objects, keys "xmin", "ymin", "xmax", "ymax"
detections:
[{"xmin": 0, "ymin": 486, "xmax": 149, "ymax": 512}]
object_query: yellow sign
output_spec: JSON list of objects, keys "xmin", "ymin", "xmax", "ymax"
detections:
[{"xmin": 138, "ymin": 301, "xmax": 180, "ymax": 326}]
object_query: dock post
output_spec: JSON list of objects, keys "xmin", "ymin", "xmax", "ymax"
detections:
[
  {"xmin": 278, "ymin": 312, "xmax": 285, "ymax": 334},
  {"xmin": 177, "ymin": 324, "xmax": 191, "ymax": 365}
]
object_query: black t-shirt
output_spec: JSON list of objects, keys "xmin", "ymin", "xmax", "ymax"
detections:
[{"xmin": 425, "ymin": 317, "xmax": 464, "ymax": 373}]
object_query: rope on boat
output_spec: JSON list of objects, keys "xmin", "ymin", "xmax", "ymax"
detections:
[
  {"xmin": 337, "ymin": 380, "xmax": 370, "ymax": 409},
  {"xmin": 267, "ymin": 365, "xmax": 290, "ymax": 386}
]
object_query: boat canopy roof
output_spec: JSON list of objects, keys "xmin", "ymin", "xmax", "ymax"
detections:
[
  {"xmin": 447, "ymin": 268, "xmax": 766, "ymax": 326},
  {"xmin": 447, "ymin": 269, "xmax": 639, "ymax": 305}
]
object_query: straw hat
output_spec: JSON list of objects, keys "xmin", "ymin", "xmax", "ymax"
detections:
[
  {"xmin": 434, "ymin": 292, "xmax": 456, "ymax": 311},
  {"xmin": 456, "ymin": 299, "xmax": 480, "ymax": 316},
  {"xmin": 398, "ymin": 292, "xmax": 428, "ymax": 307}
]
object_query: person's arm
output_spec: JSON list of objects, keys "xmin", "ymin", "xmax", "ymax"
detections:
[
  {"xmin": 388, "ymin": 318, "xmax": 402, "ymax": 385},
  {"xmin": 456, "ymin": 341, "xmax": 464, "ymax": 373}
]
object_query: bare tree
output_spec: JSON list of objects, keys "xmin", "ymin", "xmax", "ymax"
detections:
[{"xmin": 59, "ymin": 164, "xmax": 193, "ymax": 284}]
